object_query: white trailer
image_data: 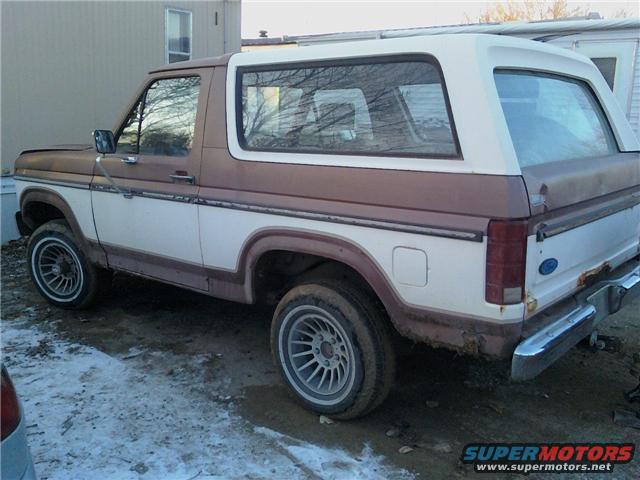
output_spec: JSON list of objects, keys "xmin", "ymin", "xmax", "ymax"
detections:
[{"xmin": 297, "ymin": 18, "xmax": 640, "ymax": 139}]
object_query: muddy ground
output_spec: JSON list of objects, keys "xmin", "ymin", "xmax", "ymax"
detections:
[{"xmin": 2, "ymin": 239, "xmax": 639, "ymax": 478}]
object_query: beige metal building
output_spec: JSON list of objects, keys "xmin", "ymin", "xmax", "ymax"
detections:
[
  {"xmin": 0, "ymin": 0, "xmax": 240, "ymax": 242},
  {"xmin": 1, "ymin": 0, "xmax": 241, "ymax": 173}
]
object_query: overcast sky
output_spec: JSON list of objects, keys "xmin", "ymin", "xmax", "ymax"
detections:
[{"xmin": 242, "ymin": 1, "xmax": 639, "ymax": 38}]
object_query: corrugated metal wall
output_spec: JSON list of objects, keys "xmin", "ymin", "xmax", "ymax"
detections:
[{"xmin": 1, "ymin": 0, "xmax": 241, "ymax": 171}]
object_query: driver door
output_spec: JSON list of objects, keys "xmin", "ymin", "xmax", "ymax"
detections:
[{"xmin": 91, "ymin": 68, "xmax": 212, "ymax": 290}]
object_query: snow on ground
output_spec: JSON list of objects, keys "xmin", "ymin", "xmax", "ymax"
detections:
[{"xmin": 1, "ymin": 317, "xmax": 413, "ymax": 480}]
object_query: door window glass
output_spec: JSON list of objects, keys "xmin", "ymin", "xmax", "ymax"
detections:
[
  {"xmin": 116, "ymin": 100, "xmax": 142, "ymax": 154},
  {"xmin": 116, "ymin": 76, "xmax": 200, "ymax": 157}
]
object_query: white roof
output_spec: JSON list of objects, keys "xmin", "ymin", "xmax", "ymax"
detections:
[{"xmin": 228, "ymin": 34, "xmax": 639, "ymax": 175}]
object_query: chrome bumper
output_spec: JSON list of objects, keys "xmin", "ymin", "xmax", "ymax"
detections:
[{"xmin": 511, "ymin": 263, "xmax": 640, "ymax": 381}]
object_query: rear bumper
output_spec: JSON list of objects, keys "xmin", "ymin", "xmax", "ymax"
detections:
[{"xmin": 511, "ymin": 262, "xmax": 640, "ymax": 381}]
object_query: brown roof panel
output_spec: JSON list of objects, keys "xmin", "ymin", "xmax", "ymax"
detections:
[{"xmin": 149, "ymin": 53, "xmax": 233, "ymax": 73}]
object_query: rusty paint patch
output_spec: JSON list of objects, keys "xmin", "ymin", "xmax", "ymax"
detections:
[
  {"xmin": 525, "ymin": 291, "xmax": 538, "ymax": 313},
  {"xmin": 577, "ymin": 261, "xmax": 611, "ymax": 288}
]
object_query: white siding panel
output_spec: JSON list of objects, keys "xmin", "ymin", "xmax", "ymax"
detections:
[{"xmin": 629, "ymin": 41, "xmax": 640, "ymax": 139}]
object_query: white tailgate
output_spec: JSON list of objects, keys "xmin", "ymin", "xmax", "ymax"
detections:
[{"xmin": 525, "ymin": 204, "xmax": 640, "ymax": 316}]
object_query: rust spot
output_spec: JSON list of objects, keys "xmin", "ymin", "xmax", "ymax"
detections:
[
  {"xmin": 525, "ymin": 291, "xmax": 538, "ymax": 313},
  {"xmin": 577, "ymin": 261, "xmax": 611, "ymax": 288},
  {"xmin": 499, "ymin": 305, "xmax": 506, "ymax": 314}
]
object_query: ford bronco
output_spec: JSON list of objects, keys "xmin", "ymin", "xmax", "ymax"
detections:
[{"xmin": 13, "ymin": 34, "xmax": 640, "ymax": 418}]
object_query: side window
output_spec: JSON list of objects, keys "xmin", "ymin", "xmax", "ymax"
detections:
[
  {"xmin": 398, "ymin": 84, "xmax": 455, "ymax": 153},
  {"xmin": 300, "ymin": 89, "xmax": 374, "ymax": 146},
  {"xmin": 239, "ymin": 59, "xmax": 459, "ymax": 158},
  {"xmin": 590, "ymin": 57, "xmax": 616, "ymax": 91},
  {"xmin": 116, "ymin": 76, "xmax": 200, "ymax": 157}
]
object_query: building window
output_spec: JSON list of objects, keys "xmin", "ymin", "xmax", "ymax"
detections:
[
  {"xmin": 590, "ymin": 57, "xmax": 617, "ymax": 91},
  {"xmin": 166, "ymin": 8, "xmax": 192, "ymax": 64}
]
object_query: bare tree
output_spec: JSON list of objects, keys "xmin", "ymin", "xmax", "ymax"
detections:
[
  {"xmin": 464, "ymin": 0, "xmax": 591, "ymax": 23},
  {"xmin": 612, "ymin": 8, "xmax": 631, "ymax": 18}
]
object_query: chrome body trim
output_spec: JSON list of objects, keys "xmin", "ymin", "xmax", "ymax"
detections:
[
  {"xmin": 91, "ymin": 184, "xmax": 195, "ymax": 203},
  {"xmin": 196, "ymin": 197, "xmax": 484, "ymax": 242},
  {"xmin": 536, "ymin": 194, "xmax": 640, "ymax": 241},
  {"xmin": 15, "ymin": 175, "xmax": 484, "ymax": 242}
]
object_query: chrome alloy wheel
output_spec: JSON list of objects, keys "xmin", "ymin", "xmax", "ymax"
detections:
[
  {"xmin": 280, "ymin": 305, "xmax": 356, "ymax": 405},
  {"xmin": 31, "ymin": 237, "xmax": 84, "ymax": 302}
]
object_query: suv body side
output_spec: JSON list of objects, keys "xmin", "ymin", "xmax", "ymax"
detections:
[{"xmin": 14, "ymin": 34, "xmax": 640, "ymax": 362}]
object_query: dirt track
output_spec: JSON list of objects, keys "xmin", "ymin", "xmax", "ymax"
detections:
[{"xmin": 2, "ymin": 239, "xmax": 639, "ymax": 478}]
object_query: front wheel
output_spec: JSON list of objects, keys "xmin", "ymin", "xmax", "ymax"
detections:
[
  {"xmin": 271, "ymin": 281, "xmax": 395, "ymax": 419},
  {"xmin": 27, "ymin": 220, "xmax": 111, "ymax": 309}
]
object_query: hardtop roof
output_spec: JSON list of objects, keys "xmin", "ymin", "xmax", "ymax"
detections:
[
  {"xmin": 150, "ymin": 53, "xmax": 233, "ymax": 73},
  {"xmin": 149, "ymin": 33, "xmax": 589, "ymax": 74}
]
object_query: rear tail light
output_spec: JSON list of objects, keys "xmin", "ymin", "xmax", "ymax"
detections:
[
  {"xmin": 1, "ymin": 366, "xmax": 21, "ymax": 440},
  {"xmin": 486, "ymin": 219, "xmax": 528, "ymax": 305}
]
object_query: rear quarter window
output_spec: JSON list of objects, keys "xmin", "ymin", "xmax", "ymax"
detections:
[
  {"xmin": 237, "ymin": 57, "xmax": 460, "ymax": 158},
  {"xmin": 494, "ymin": 70, "xmax": 618, "ymax": 167}
]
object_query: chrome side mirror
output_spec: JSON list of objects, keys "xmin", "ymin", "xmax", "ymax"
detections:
[
  {"xmin": 93, "ymin": 130, "xmax": 116, "ymax": 154},
  {"xmin": 94, "ymin": 131, "xmax": 132, "ymax": 199}
]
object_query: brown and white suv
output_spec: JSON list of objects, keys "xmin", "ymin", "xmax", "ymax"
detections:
[{"xmin": 13, "ymin": 34, "xmax": 640, "ymax": 418}]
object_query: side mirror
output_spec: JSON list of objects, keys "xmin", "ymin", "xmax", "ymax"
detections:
[{"xmin": 94, "ymin": 130, "xmax": 116, "ymax": 154}]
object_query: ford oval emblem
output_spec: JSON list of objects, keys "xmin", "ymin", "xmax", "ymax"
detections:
[{"xmin": 539, "ymin": 258, "xmax": 558, "ymax": 275}]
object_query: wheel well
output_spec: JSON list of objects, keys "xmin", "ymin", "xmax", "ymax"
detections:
[
  {"xmin": 22, "ymin": 201, "xmax": 65, "ymax": 232},
  {"xmin": 253, "ymin": 250, "xmax": 379, "ymax": 306}
]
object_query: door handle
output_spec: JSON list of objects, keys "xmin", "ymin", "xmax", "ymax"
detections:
[
  {"xmin": 120, "ymin": 156, "xmax": 138, "ymax": 165},
  {"xmin": 169, "ymin": 174, "xmax": 195, "ymax": 184}
]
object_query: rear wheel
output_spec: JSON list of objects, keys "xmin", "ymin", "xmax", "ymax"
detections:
[
  {"xmin": 27, "ymin": 220, "xmax": 111, "ymax": 309},
  {"xmin": 271, "ymin": 281, "xmax": 395, "ymax": 419}
]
